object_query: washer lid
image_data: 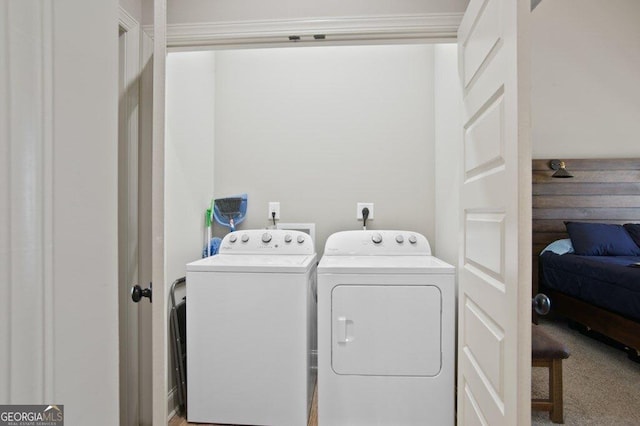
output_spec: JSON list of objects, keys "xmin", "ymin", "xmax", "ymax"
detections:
[
  {"xmin": 318, "ymin": 255, "xmax": 454, "ymax": 274},
  {"xmin": 187, "ymin": 253, "xmax": 317, "ymax": 273}
]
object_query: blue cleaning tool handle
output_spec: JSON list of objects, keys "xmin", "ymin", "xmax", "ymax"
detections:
[
  {"xmin": 209, "ymin": 237, "xmax": 222, "ymax": 255},
  {"xmin": 203, "ymin": 237, "xmax": 222, "ymax": 257}
]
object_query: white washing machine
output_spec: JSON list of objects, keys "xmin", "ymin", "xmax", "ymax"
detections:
[
  {"xmin": 186, "ymin": 229, "xmax": 317, "ymax": 426},
  {"xmin": 317, "ymin": 230, "xmax": 455, "ymax": 426}
]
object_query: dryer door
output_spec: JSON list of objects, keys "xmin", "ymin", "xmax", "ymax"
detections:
[{"xmin": 331, "ymin": 285, "xmax": 441, "ymax": 376}]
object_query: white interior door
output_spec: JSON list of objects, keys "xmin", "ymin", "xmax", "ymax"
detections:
[
  {"xmin": 457, "ymin": 0, "xmax": 531, "ymax": 424},
  {"xmin": 118, "ymin": 24, "xmax": 139, "ymax": 426},
  {"xmin": 119, "ymin": 8, "xmax": 145, "ymax": 425}
]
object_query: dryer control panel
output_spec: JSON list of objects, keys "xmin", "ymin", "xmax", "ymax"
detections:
[
  {"xmin": 220, "ymin": 229, "xmax": 314, "ymax": 255},
  {"xmin": 324, "ymin": 230, "xmax": 431, "ymax": 256}
]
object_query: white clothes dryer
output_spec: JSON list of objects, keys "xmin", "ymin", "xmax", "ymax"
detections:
[
  {"xmin": 186, "ymin": 229, "xmax": 317, "ymax": 426},
  {"xmin": 317, "ymin": 230, "xmax": 455, "ymax": 426}
]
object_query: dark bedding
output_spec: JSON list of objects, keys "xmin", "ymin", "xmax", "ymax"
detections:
[{"xmin": 539, "ymin": 252, "xmax": 640, "ymax": 321}]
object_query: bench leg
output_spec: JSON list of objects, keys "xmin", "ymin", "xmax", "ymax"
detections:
[{"xmin": 549, "ymin": 359, "xmax": 564, "ymax": 423}]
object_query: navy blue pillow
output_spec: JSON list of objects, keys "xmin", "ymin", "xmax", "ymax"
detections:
[
  {"xmin": 623, "ymin": 223, "xmax": 640, "ymax": 249},
  {"xmin": 565, "ymin": 221, "xmax": 640, "ymax": 256}
]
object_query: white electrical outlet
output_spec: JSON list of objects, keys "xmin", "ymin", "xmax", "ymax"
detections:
[
  {"xmin": 268, "ymin": 202, "xmax": 280, "ymax": 220},
  {"xmin": 356, "ymin": 202, "xmax": 374, "ymax": 220}
]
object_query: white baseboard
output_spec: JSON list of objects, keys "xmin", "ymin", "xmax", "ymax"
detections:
[{"xmin": 167, "ymin": 385, "xmax": 178, "ymax": 422}]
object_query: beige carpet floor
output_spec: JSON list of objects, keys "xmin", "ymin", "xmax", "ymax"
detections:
[{"xmin": 532, "ymin": 317, "xmax": 640, "ymax": 425}]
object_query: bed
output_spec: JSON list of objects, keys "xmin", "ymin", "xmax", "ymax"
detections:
[{"xmin": 532, "ymin": 158, "xmax": 640, "ymax": 358}]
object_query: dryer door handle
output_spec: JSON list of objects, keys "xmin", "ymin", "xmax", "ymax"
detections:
[{"xmin": 336, "ymin": 317, "xmax": 353, "ymax": 344}]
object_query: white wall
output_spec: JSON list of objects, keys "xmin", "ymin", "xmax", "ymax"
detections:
[
  {"xmin": 1, "ymin": 1, "xmax": 120, "ymax": 424},
  {"xmin": 160, "ymin": 0, "xmax": 468, "ymax": 25},
  {"xmin": 531, "ymin": 0, "xmax": 640, "ymax": 158},
  {"xmin": 165, "ymin": 51, "xmax": 216, "ymax": 282},
  {"xmin": 53, "ymin": 1, "xmax": 120, "ymax": 423},
  {"xmin": 434, "ymin": 44, "xmax": 462, "ymax": 267},
  {"xmin": 212, "ymin": 45, "xmax": 436, "ymax": 255},
  {"xmin": 165, "ymin": 50, "xmax": 216, "ymax": 417},
  {"xmin": 120, "ymin": 0, "xmax": 143, "ymax": 23}
]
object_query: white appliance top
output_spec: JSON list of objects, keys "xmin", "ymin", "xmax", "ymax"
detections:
[
  {"xmin": 319, "ymin": 230, "xmax": 454, "ymax": 274},
  {"xmin": 187, "ymin": 229, "xmax": 317, "ymax": 273},
  {"xmin": 318, "ymin": 255, "xmax": 453, "ymax": 274},
  {"xmin": 323, "ymin": 230, "xmax": 431, "ymax": 256}
]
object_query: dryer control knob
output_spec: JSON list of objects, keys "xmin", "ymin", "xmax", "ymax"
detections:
[
  {"xmin": 284, "ymin": 234, "xmax": 293, "ymax": 243},
  {"xmin": 229, "ymin": 234, "xmax": 237, "ymax": 243},
  {"xmin": 372, "ymin": 233, "xmax": 383, "ymax": 244},
  {"xmin": 262, "ymin": 233, "xmax": 272, "ymax": 243},
  {"xmin": 297, "ymin": 235, "xmax": 305, "ymax": 244},
  {"xmin": 241, "ymin": 234, "xmax": 250, "ymax": 243},
  {"xmin": 408, "ymin": 235, "xmax": 417, "ymax": 244},
  {"xmin": 395, "ymin": 235, "xmax": 404, "ymax": 244}
]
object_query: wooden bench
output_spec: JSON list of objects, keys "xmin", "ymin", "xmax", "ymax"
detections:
[{"xmin": 532, "ymin": 325, "xmax": 570, "ymax": 423}]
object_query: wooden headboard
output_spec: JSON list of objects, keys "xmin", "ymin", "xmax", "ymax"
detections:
[{"xmin": 532, "ymin": 158, "xmax": 640, "ymax": 294}]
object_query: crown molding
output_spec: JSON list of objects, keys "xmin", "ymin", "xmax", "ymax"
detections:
[
  {"xmin": 143, "ymin": 13, "xmax": 462, "ymax": 48},
  {"xmin": 119, "ymin": 6, "xmax": 139, "ymax": 32}
]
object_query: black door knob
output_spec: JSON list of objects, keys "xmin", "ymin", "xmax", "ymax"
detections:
[
  {"xmin": 532, "ymin": 293, "xmax": 551, "ymax": 315},
  {"xmin": 131, "ymin": 283, "xmax": 152, "ymax": 303}
]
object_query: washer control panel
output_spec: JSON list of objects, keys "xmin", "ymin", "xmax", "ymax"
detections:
[
  {"xmin": 324, "ymin": 230, "xmax": 431, "ymax": 256},
  {"xmin": 220, "ymin": 229, "xmax": 314, "ymax": 255}
]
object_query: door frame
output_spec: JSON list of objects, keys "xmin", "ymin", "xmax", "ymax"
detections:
[
  {"xmin": 150, "ymin": 4, "xmax": 531, "ymax": 424},
  {"xmin": 118, "ymin": 7, "xmax": 142, "ymax": 426},
  {"xmin": 152, "ymin": 0, "xmax": 168, "ymax": 424}
]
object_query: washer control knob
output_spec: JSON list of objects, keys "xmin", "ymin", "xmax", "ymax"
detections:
[
  {"xmin": 228, "ymin": 234, "xmax": 237, "ymax": 243},
  {"xmin": 408, "ymin": 235, "xmax": 417, "ymax": 244},
  {"xmin": 284, "ymin": 234, "xmax": 293, "ymax": 243},
  {"xmin": 372, "ymin": 233, "xmax": 383, "ymax": 244},
  {"xmin": 395, "ymin": 235, "xmax": 404, "ymax": 244},
  {"xmin": 297, "ymin": 235, "xmax": 305, "ymax": 244},
  {"xmin": 262, "ymin": 233, "xmax": 272, "ymax": 243},
  {"xmin": 241, "ymin": 234, "xmax": 250, "ymax": 243}
]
